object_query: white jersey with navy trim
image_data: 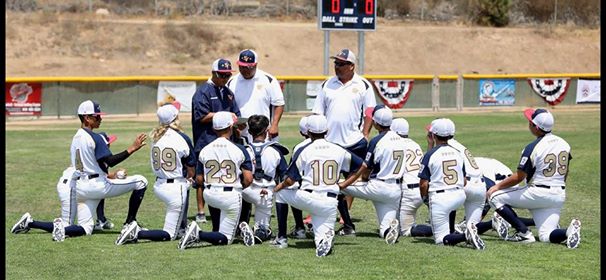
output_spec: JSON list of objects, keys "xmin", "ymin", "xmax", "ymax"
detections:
[
  {"xmin": 448, "ymin": 139, "xmax": 482, "ymax": 180},
  {"xmin": 418, "ymin": 144, "xmax": 467, "ymax": 191},
  {"xmin": 289, "ymin": 138, "xmax": 312, "ymax": 189},
  {"xmin": 518, "ymin": 133, "xmax": 571, "ymax": 187},
  {"xmin": 287, "ymin": 139, "xmax": 363, "ymax": 193},
  {"xmin": 475, "ymin": 157, "xmax": 514, "ymax": 186},
  {"xmin": 151, "ymin": 128, "xmax": 196, "ymax": 179},
  {"xmin": 227, "ymin": 69, "xmax": 285, "ymax": 119},
  {"xmin": 70, "ymin": 128, "xmax": 111, "ymax": 176},
  {"xmin": 198, "ymin": 137, "xmax": 253, "ymax": 188},
  {"xmin": 401, "ymin": 138, "xmax": 423, "ymax": 185},
  {"xmin": 312, "ymin": 73, "xmax": 377, "ymax": 147},
  {"xmin": 365, "ymin": 131, "xmax": 409, "ymax": 180}
]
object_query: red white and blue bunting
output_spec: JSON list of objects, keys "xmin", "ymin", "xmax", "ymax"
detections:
[
  {"xmin": 527, "ymin": 78, "xmax": 571, "ymax": 106},
  {"xmin": 372, "ymin": 79, "xmax": 414, "ymax": 109}
]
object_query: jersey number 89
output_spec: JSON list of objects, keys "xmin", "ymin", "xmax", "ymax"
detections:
[{"xmin": 152, "ymin": 147, "xmax": 177, "ymax": 172}]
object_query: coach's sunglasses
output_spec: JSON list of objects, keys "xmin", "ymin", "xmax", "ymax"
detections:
[
  {"xmin": 334, "ymin": 61, "xmax": 352, "ymax": 67},
  {"xmin": 215, "ymin": 72, "xmax": 232, "ymax": 79}
]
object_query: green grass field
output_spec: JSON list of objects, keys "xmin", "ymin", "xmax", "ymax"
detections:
[{"xmin": 6, "ymin": 110, "xmax": 600, "ymax": 279}]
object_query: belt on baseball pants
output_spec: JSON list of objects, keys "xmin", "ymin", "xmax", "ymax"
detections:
[
  {"xmin": 205, "ymin": 185, "xmax": 234, "ymax": 192},
  {"xmin": 432, "ymin": 187, "xmax": 461, "ymax": 194},
  {"xmin": 466, "ymin": 176, "xmax": 484, "ymax": 183},
  {"xmin": 76, "ymin": 174, "xmax": 99, "ymax": 180},
  {"xmin": 407, "ymin": 184, "xmax": 419, "ymax": 189},
  {"xmin": 303, "ymin": 189, "xmax": 338, "ymax": 198},
  {"xmin": 156, "ymin": 177, "xmax": 175, "ymax": 183},
  {"xmin": 535, "ymin": 185, "xmax": 565, "ymax": 190},
  {"xmin": 378, "ymin": 178, "xmax": 403, "ymax": 184}
]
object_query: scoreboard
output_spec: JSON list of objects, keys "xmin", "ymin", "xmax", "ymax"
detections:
[{"xmin": 318, "ymin": 0, "xmax": 376, "ymax": 31}]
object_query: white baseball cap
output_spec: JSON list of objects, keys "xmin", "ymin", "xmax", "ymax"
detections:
[
  {"xmin": 330, "ymin": 48, "xmax": 356, "ymax": 64},
  {"xmin": 372, "ymin": 106, "xmax": 393, "ymax": 127},
  {"xmin": 429, "ymin": 118, "xmax": 455, "ymax": 137},
  {"xmin": 306, "ymin": 114, "xmax": 328, "ymax": 134},
  {"xmin": 213, "ymin": 111, "xmax": 235, "ymax": 130},
  {"xmin": 157, "ymin": 103, "xmax": 180, "ymax": 125},
  {"xmin": 298, "ymin": 116, "xmax": 309, "ymax": 135},
  {"xmin": 77, "ymin": 100, "xmax": 105, "ymax": 115},
  {"xmin": 391, "ymin": 118, "xmax": 410, "ymax": 136},
  {"xmin": 524, "ymin": 108, "xmax": 554, "ymax": 132}
]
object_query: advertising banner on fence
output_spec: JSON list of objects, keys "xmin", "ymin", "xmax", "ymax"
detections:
[
  {"xmin": 528, "ymin": 78, "xmax": 570, "ymax": 106},
  {"xmin": 5, "ymin": 82, "xmax": 42, "ymax": 116},
  {"xmin": 157, "ymin": 81, "xmax": 197, "ymax": 112},
  {"xmin": 372, "ymin": 79, "xmax": 414, "ymax": 109},
  {"xmin": 478, "ymin": 79, "xmax": 516, "ymax": 106},
  {"xmin": 575, "ymin": 79, "xmax": 600, "ymax": 103},
  {"xmin": 306, "ymin": 81, "xmax": 323, "ymax": 110}
]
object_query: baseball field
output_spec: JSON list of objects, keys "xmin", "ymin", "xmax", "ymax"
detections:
[{"xmin": 6, "ymin": 109, "xmax": 600, "ymax": 279}]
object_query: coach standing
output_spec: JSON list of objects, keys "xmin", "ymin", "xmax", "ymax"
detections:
[
  {"xmin": 227, "ymin": 49, "xmax": 285, "ymax": 143},
  {"xmin": 312, "ymin": 48, "xmax": 377, "ymax": 236},
  {"xmin": 191, "ymin": 58, "xmax": 241, "ymax": 229}
]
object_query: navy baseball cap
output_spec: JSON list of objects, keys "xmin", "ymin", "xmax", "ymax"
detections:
[
  {"xmin": 524, "ymin": 108, "xmax": 554, "ymax": 132},
  {"xmin": 331, "ymin": 48, "xmax": 356, "ymax": 64},
  {"xmin": 238, "ymin": 49, "xmax": 258, "ymax": 67},
  {"xmin": 212, "ymin": 58, "xmax": 235, "ymax": 73},
  {"xmin": 77, "ymin": 100, "xmax": 106, "ymax": 115}
]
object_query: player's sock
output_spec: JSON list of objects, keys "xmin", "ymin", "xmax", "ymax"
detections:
[
  {"xmin": 481, "ymin": 202, "xmax": 491, "ymax": 217},
  {"xmin": 337, "ymin": 195, "xmax": 355, "ymax": 230},
  {"xmin": 209, "ymin": 206, "xmax": 221, "ymax": 232},
  {"xmin": 199, "ymin": 231, "xmax": 228, "ymax": 245},
  {"xmin": 496, "ymin": 206, "xmax": 528, "ymax": 233},
  {"xmin": 519, "ymin": 217, "xmax": 535, "ymax": 226},
  {"xmin": 449, "ymin": 211, "xmax": 457, "ymax": 234},
  {"xmin": 239, "ymin": 200, "xmax": 252, "ymax": 225},
  {"xmin": 410, "ymin": 224, "xmax": 433, "ymax": 237},
  {"xmin": 476, "ymin": 220, "xmax": 492, "ymax": 235},
  {"xmin": 96, "ymin": 199, "xmax": 107, "ymax": 222},
  {"xmin": 548, "ymin": 228, "xmax": 567, "ymax": 243},
  {"xmin": 181, "ymin": 189, "xmax": 190, "ymax": 229},
  {"xmin": 138, "ymin": 230, "xmax": 171, "ymax": 241},
  {"xmin": 29, "ymin": 221, "xmax": 54, "ymax": 233},
  {"xmin": 291, "ymin": 206, "xmax": 304, "ymax": 230},
  {"xmin": 125, "ymin": 188, "xmax": 147, "ymax": 224},
  {"xmin": 443, "ymin": 233, "xmax": 466, "ymax": 246},
  {"xmin": 65, "ymin": 225, "xmax": 86, "ymax": 237},
  {"xmin": 276, "ymin": 202, "xmax": 289, "ymax": 238}
]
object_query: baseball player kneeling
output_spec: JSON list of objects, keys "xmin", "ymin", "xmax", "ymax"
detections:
[
  {"xmin": 179, "ymin": 111, "xmax": 255, "ymax": 250},
  {"xmin": 242, "ymin": 115, "xmax": 289, "ymax": 243},
  {"xmin": 419, "ymin": 118, "xmax": 485, "ymax": 250},
  {"xmin": 272, "ymin": 115, "xmax": 367, "ymax": 257}
]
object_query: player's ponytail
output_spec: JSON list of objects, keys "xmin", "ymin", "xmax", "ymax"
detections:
[{"xmin": 150, "ymin": 118, "xmax": 183, "ymax": 143}]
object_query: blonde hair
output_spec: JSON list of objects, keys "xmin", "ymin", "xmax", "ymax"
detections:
[{"xmin": 151, "ymin": 117, "xmax": 183, "ymax": 143}]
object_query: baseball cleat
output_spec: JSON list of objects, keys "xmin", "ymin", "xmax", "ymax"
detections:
[
  {"xmin": 465, "ymin": 223, "xmax": 485, "ymax": 250},
  {"xmin": 94, "ymin": 219, "xmax": 115, "ymax": 231},
  {"xmin": 316, "ymin": 230, "xmax": 335, "ymax": 257},
  {"xmin": 115, "ymin": 221, "xmax": 140, "ymax": 245},
  {"xmin": 52, "ymin": 218, "xmax": 66, "ymax": 242},
  {"xmin": 385, "ymin": 219, "xmax": 399, "ymax": 245},
  {"xmin": 178, "ymin": 221, "xmax": 200, "ymax": 250},
  {"xmin": 11, "ymin": 212, "xmax": 33, "ymax": 234},
  {"xmin": 454, "ymin": 220, "xmax": 466, "ymax": 234},
  {"xmin": 270, "ymin": 236, "xmax": 288, "ymax": 249},
  {"xmin": 289, "ymin": 227, "xmax": 306, "ymax": 239},
  {"xmin": 195, "ymin": 212, "xmax": 207, "ymax": 224},
  {"xmin": 336, "ymin": 226, "xmax": 356, "ymax": 237},
  {"xmin": 239, "ymin": 222, "xmax": 255, "ymax": 247},
  {"xmin": 491, "ymin": 212, "xmax": 510, "ymax": 239},
  {"xmin": 566, "ymin": 218, "xmax": 581, "ymax": 249},
  {"xmin": 505, "ymin": 230, "xmax": 536, "ymax": 243}
]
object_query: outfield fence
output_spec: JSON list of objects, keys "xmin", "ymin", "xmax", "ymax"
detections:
[{"xmin": 5, "ymin": 73, "xmax": 600, "ymax": 119}]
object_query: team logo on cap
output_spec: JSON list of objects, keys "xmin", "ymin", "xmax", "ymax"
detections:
[
  {"xmin": 374, "ymin": 80, "xmax": 414, "ymax": 109},
  {"xmin": 242, "ymin": 55, "xmax": 252, "ymax": 62},
  {"xmin": 222, "ymin": 61, "xmax": 232, "ymax": 69}
]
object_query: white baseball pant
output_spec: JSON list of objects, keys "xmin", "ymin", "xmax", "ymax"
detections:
[
  {"xmin": 428, "ymin": 187, "xmax": 466, "ymax": 244},
  {"xmin": 154, "ymin": 178, "xmax": 190, "ymax": 240},
  {"xmin": 57, "ymin": 171, "xmax": 78, "ymax": 226},
  {"xmin": 203, "ymin": 185, "xmax": 243, "ymax": 243},
  {"xmin": 242, "ymin": 185, "xmax": 273, "ymax": 230},
  {"xmin": 398, "ymin": 183, "xmax": 424, "ymax": 236},
  {"xmin": 464, "ymin": 178, "xmax": 486, "ymax": 227}
]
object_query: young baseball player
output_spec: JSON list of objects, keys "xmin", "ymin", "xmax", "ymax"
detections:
[
  {"xmin": 272, "ymin": 114, "xmax": 367, "ymax": 257},
  {"xmin": 241, "ymin": 114, "xmax": 289, "ymax": 243},
  {"xmin": 11, "ymin": 133, "xmax": 119, "ymax": 235},
  {"xmin": 418, "ymin": 118, "xmax": 485, "ymax": 250},
  {"xmin": 487, "ymin": 108, "xmax": 581, "ymax": 248},
  {"xmin": 178, "ymin": 111, "xmax": 255, "ymax": 250},
  {"xmin": 271, "ymin": 116, "xmax": 312, "ymax": 248},
  {"xmin": 115, "ymin": 103, "xmax": 196, "ymax": 245},
  {"xmin": 390, "ymin": 118, "xmax": 433, "ymax": 238},
  {"xmin": 338, "ymin": 106, "xmax": 402, "ymax": 244}
]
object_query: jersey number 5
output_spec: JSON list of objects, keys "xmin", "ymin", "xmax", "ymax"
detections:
[{"xmin": 442, "ymin": 160, "xmax": 459, "ymax": 185}]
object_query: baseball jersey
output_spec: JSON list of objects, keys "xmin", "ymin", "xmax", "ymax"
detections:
[
  {"xmin": 286, "ymin": 139, "xmax": 363, "ymax": 193},
  {"xmin": 290, "ymin": 138, "xmax": 312, "ymax": 188},
  {"xmin": 312, "ymin": 73, "xmax": 377, "ymax": 147},
  {"xmin": 475, "ymin": 157, "xmax": 513, "ymax": 186},
  {"xmin": 197, "ymin": 137, "xmax": 253, "ymax": 188},
  {"xmin": 227, "ymin": 69, "xmax": 285, "ymax": 120},
  {"xmin": 365, "ymin": 131, "xmax": 408, "ymax": 180},
  {"xmin": 448, "ymin": 139, "xmax": 483, "ymax": 180},
  {"xmin": 246, "ymin": 141, "xmax": 288, "ymax": 187},
  {"xmin": 517, "ymin": 133, "xmax": 571, "ymax": 186},
  {"xmin": 401, "ymin": 137, "xmax": 424, "ymax": 185},
  {"xmin": 151, "ymin": 128, "xmax": 196, "ymax": 179},
  {"xmin": 191, "ymin": 79, "xmax": 241, "ymax": 154},
  {"xmin": 418, "ymin": 144, "xmax": 467, "ymax": 191},
  {"xmin": 70, "ymin": 128, "xmax": 112, "ymax": 176}
]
